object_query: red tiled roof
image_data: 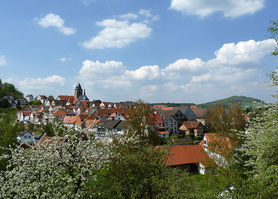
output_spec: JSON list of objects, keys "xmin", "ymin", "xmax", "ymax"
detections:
[
  {"xmin": 200, "ymin": 133, "xmax": 238, "ymax": 155},
  {"xmin": 166, "ymin": 145, "xmax": 215, "ymax": 168},
  {"xmin": 162, "ymin": 107, "xmax": 174, "ymax": 110},
  {"xmin": 181, "ymin": 121, "xmax": 201, "ymax": 130},
  {"xmin": 149, "ymin": 112, "xmax": 163, "ymax": 125},
  {"xmin": 158, "ymin": 131, "xmax": 169, "ymax": 135},
  {"xmin": 153, "ymin": 105, "xmax": 165, "ymax": 109}
]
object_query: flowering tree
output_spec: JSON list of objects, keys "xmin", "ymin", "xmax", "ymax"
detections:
[{"xmin": 0, "ymin": 123, "xmax": 110, "ymax": 198}]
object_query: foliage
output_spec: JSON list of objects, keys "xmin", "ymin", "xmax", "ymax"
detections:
[
  {"xmin": 205, "ymin": 103, "xmax": 246, "ymax": 139},
  {"xmin": 268, "ymin": 19, "xmax": 278, "ymax": 56},
  {"xmin": 0, "ymin": 124, "xmax": 110, "ymax": 198},
  {"xmin": 0, "ymin": 109, "xmax": 24, "ymax": 171},
  {"xmin": 32, "ymin": 99, "xmax": 42, "ymax": 106},
  {"xmin": 199, "ymin": 95, "xmax": 264, "ymax": 108},
  {"xmin": 0, "ymin": 81, "xmax": 24, "ymax": 99},
  {"xmin": 48, "ymin": 95, "xmax": 54, "ymax": 101},
  {"xmin": 125, "ymin": 100, "xmax": 161, "ymax": 145},
  {"xmin": 0, "ymin": 99, "xmax": 11, "ymax": 108},
  {"xmin": 95, "ymin": 133, "xmax": 198, "ymax": 199}
]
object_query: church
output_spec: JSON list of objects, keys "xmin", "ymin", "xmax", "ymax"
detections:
[{"xmin": 74, "ymin": 83, "xmax": 89, "ymax": 101}]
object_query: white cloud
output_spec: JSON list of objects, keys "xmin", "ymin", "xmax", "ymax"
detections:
[
  {"xmin": 164, "ymin": 58, "xmax": 205, "ymax": 72},
  {"xmin": 81, "ymin": 10, "xmax": 157, "ymax": 49},
  {"xmin": 210, "ymin": 39, "xmax": 276, "ymax": 65},
  {"xmin": 4, "ymin": 75, "xmax": 67, "ymax": 97},
  {"xmin": 170, "ymin": 0, "xmax": 265, "ymax": 18},
  {"xmin": 119, "ymin": 13, "xmax": 138, "ymax": 20},
  {"xmin": 36, "ymin": 13, "xmax": 76, "ymax": 35},
  {"xmin": 77, "ymin": 39, "xmax": 275, "ymax": 103},
  {"xmin": 125, "ymin": 65, "xmax": 161, "ymax": 80},
  {"xmin": 59, "ymin": 57, "xmax": 71, "ymax": 62},
  {"xmin": 0, "ymin": 56, "xmax": 7, "ymax": 66}
]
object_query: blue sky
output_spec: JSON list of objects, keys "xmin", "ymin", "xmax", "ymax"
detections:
[{"xmin": 0, "ymin": 0, "xmax": 278, "ymax": 103}]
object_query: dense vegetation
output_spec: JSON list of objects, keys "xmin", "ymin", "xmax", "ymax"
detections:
[
  {"xmin": 199, "ymin": 95, "xmax": 265, "ymax": 108},
  {"xmin": 0, "ymin": 79, "xmax": 23, "ymax": 100}
]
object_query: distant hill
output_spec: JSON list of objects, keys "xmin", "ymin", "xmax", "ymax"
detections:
[
  {"xmin": 150, "ymin": 103, "xmax": 195, "ymax": 107},
  {"xmin": 0, "ymin": 79, "xmax": 23, "ymax": 99},
  {"xmin": 198, "ymin": 96, "xmax": 265, "ymax": 108}
]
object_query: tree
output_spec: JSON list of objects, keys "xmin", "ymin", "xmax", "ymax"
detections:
[
  {"xmin": 32, "ymin": 99, "xmax": 42, "ymax": 106},
  {"xmin": 125, "ymin": 100, "xmax": 161, "ymax": 145},
  {"xmin": 94, "ymin": 133, "xmax": 198, "ymax": 199},
  {"xmin": 0, "ymin": 99, "xmax": 11, "ymax": 108},
  {"xmin": 0, "ymin": 125, "xmax": 109, "ymax": 198},
  {"xmin": 0, "ymin": 109, "xmax": 24, "ymax": 171},
  {"xmin": 205, "ymin": 103, "xmax": 246, "ymax": 139},
  {"xmin": 0, "ymin": 82, "xmax": 23, "ymax": 99},
  {"xmin": 48, "ymin": 95, "xmax": 54, "ymax": 101}
]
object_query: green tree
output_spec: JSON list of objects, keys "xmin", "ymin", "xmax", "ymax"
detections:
[
  {"xmin": 0, "ymin": 82, "xmax": 23, "ymax": 99},
  {"xmin": 32, "ymin": 99, "xmax": 42, "ymax": 106},
  {"xmin": 125, "ymin": 100, "xmax": 161, "ymax": 145},
  {"xmin": 0, "ymin": 109, "xmax": 24, "ymax": 171},
  {"xmin": 205, "ymin": 103, "xmax": 246, "ymax": 139},
  {"xmin": 94, "ymin": 134, "xmax": 198, "ymax": 199},
  {"xmin": 48, "ymin": 95, "xmax": 54, "ymax": 101}
]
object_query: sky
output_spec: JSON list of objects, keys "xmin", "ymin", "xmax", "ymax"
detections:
[{"xmin": 0, "ymin": 0, "xmax": 278, "ymax": 104}]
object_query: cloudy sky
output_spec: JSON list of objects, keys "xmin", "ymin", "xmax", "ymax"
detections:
[{"xmin": 0, "ymin": 0, "xmax": 278, "ymax": 103}]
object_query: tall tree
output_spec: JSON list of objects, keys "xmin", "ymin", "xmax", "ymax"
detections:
[{"xmin": 125, "ymin": 100, "xmax": 161, "ymax": 145}]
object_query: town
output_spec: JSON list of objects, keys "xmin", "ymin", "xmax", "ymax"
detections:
[{"xmin": 13, "ymin": 82, "xmax": 241, "ymax": 175}]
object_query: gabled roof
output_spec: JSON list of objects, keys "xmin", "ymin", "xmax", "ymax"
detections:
[
  {"xmin": 166, "ymin": 145, "xmax": 216, "ymax": 168},
  {"xmin": 180, "ymin": 121, "xmax": 202, "ymax": 130},
  {"xmin": 97, "ymin": 120, "xmax": 121, "ymax": 129},
  {"xmin": 149, "ymin": 112, "xmax": 163, "ymax": 125},
  {"xmin": 200, "ymin": 133, "xmax": 238, "ymax": 155},
  {"xmin": 192, "ymin": 108, "xmax": 207, "ymax": 119}
]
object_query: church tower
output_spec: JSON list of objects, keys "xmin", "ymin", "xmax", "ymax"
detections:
[{"xmin": 74, "ymin": 82, "xmax": 83, "ymax": 99}]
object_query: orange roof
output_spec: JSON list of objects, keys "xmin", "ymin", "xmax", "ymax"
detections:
[
  {"xmin": 166, "ymin": 145, "xmax": 215, "ymax": 168},
  {"xmin": 149, "ymin": 112, "xmax": 163, "ymax": 125},
  {"xmin": 181, "ymin": 121, "xmax": 201, "ymax": 130},
  {"xmin": 37, "ymin": 136, "xmax": 64, "ymax": 147},
  {"xmin": 201, "ymin": 133, "xmax": 238, "ymax": 155},
  {"xmin": 153, "ymin": 105, "xmax": 165, "ymax": 108},
  {"xmin": 190, "ymin": 105, "xmax": 198, "ymax": 109},
  {"xmin": 51, "ymin": 109, "xmax": 66, "ymax": 117},
  {"xmin": 158, "ymin": 131, "xmax": 169, "ymax": 135},
  {"xmin": 162, "ymin": 107, "xmax": 174, "ymax": 110}
]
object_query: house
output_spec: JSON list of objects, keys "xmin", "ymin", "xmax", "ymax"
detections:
[
  {"xmin": 200, "ymin": 133, "xmax": 238, "ymax": 167},
  {"xmin": 150, "ymin": 112, "xmax": 169, "ymax": 138},
  {"xmin": 17, "ymin": 131, "xmax": 35, "ymax": 145},
  {"xmin": 57, "ymin": 95, "xmax": 75, "ymax": 105},
  {"xmin": 157, "ymin": 109, "xmax": 179, "ymax": 134},
  {"xmin": 179, "ymin": 121, "xmax": 205, "ymax": 136},
  {"xmin": 26, "ymin": 94, "xmax": 34, "ymax": 102},
  {"xmin": 164, "ymin": 144, "xmax": 216, "ymax": 175},
  {"xmin": 96, "ymin": 120, "xmax": 122, "ymax": 137},
  {"xmin": 35, "ymin": 95, "xmax": 48, "ymax": 104},
  {"xmin": 192, "ymin": 108, "xmax": 207, "ymax": 125}
]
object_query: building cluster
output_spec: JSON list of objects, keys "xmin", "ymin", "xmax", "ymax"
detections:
[{"xmin": 17, "ymin": 83, "xmax": 235, "ymax": 175}]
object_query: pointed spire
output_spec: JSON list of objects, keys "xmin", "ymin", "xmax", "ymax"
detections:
[{"xmin": 84, "ymin": 89, "xmax": 86, "ymax": 95}]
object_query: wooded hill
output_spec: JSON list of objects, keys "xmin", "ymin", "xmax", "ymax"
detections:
[{"xmin": 198, "ymin": 96, "xmax": 265, "ymax": 108}]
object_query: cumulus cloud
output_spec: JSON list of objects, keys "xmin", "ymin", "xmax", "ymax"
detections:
[
  {"xmin": 36, "ymin": 13, "xmax": 76, "ymax": 35},
  {"xmin": 125, "ymin": 65, "xmax": 161, "ymax": 80},
  {"xmin": 77, "ymin": 39, "xmax": 275, "ymax": 103},
  {"xmin": 0, "ymin": 56, "xmax": 7, "ymax": 66},
  {"xmin": 81, "ymin": 10, "xmax": 157, "ymax": 49},
  {"xmin": 209, "ymin": 39, "xmax": 276, "ymax": 65},
  {"xmin": 170, "ymin": 0, "xmax": 265, "ymax": 18}
]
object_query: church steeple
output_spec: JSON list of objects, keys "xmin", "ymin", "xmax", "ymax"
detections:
[{"xmin": 74, "ymin": 82, "xmax": 83, "ymax": 99}]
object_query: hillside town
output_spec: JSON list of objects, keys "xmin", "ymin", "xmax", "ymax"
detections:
[{"xmin": 14, "ymin": 82, "xmax": 240, "ymax": 175}]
